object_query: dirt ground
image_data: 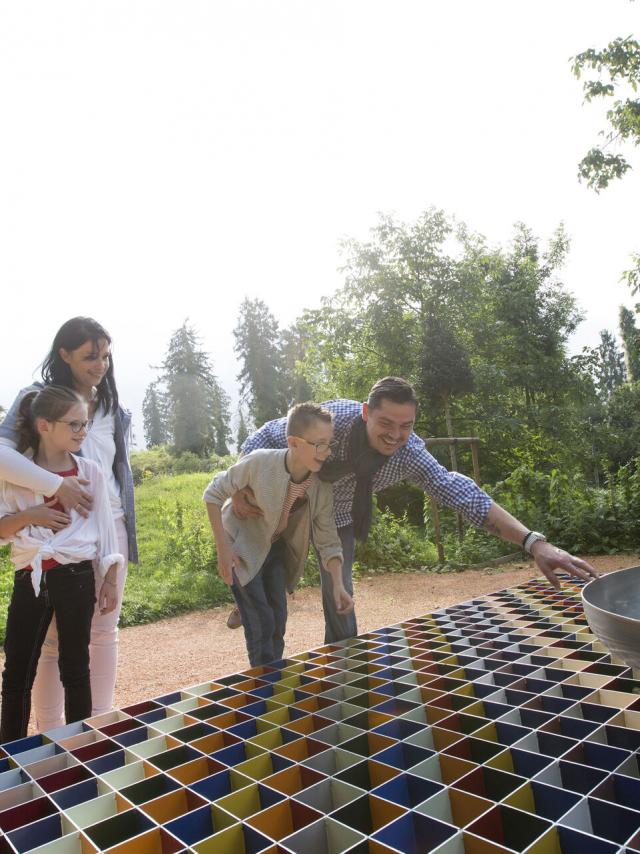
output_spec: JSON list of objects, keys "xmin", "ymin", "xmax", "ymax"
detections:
[{"xmin": 112, "ymin": 552, "xmax": 639, "ymax": 709}]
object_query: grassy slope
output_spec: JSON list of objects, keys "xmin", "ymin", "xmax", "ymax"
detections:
[{"xmin": 119, "ymin": 472, "xmax": 233, "ymax": 627}]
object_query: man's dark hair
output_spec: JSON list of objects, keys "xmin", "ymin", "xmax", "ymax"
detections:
[
  {"xmin": 287, "ymin": 402, "xmax": 333, "ymax": 437},
  {"xmin": 367, "ymin": 377, "xmax": 419, "ymax": 412}
]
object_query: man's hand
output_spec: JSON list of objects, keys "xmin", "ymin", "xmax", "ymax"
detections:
[
  {"xmin": 98, "ymin": 569, "xmax": 119, "ymax": 614},
  {"xmin": 333, "ymin": 584, "xmax": 355, "ymax": 615},
  {"xmin": 231, "ymin": 486, "xmax": 263, "ymax": 520},
  {"xmin": 55, "ymin": 477, "xmax": 92, "ymax": 517},
  {"xmin": 217, "ymin": 545, "xmax": 242, "ymax": 586},
  {"xmin": 29, "ymin": 499, "xmax": 71, "ymax": 531},
  {"xmin": 531, "ymin": 541, "xmax": 599, "ymax": 591}
]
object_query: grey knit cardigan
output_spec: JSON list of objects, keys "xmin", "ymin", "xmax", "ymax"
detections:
[{"xmin": 203, "ymin": 449, "xmax": 343, "ymax": 591}]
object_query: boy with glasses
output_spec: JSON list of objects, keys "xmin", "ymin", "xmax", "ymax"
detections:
[
  {"xmin": 204, "ymin": 403, "xmax": 353, "ymax": 667},
  {"xmin": 229, "ymin": 377, "xmax": 598, "ymax": 643}
]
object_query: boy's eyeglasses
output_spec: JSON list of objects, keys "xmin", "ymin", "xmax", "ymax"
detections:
[
  {"xmin": 55, "ymin": 419, "xmax": 93, "ymax": 434},
  {"xmin": 298, "ymin": 437, "xmax": 339, "ymax": 454}
]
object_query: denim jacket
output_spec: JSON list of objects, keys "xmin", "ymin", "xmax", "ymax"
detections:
[{"xmin": 0, "ymin": 382, "xmax": 138, "ymax": 563}]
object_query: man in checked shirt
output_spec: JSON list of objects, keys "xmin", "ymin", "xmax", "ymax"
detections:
[{"xmin": 228, "ymin": 377, "xmax": 598, "ymax": 643}]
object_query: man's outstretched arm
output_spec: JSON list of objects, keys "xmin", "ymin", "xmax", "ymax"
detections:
[{"xmin": 483, "ymin": 502, "xmax": 598, "ymax": 590}]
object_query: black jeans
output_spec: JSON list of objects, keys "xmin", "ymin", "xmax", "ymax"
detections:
[
  {"xmin": 1, "ymin": 561, "xmax": 96, "ymax": 743},
  {"xmin": 232, "ymin": 540, "xmax": 288, "ymax": 668}
]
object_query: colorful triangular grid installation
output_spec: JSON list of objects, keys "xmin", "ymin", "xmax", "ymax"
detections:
[{"xmin": 0, "ymin": 574, "xmax": 639, "ymax": 852}]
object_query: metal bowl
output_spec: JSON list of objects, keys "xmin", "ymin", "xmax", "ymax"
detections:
[{"xmin": 581, "ymin": 565, "xmax": 640, "ymax": 670}]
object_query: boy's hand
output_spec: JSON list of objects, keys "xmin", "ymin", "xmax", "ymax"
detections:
[
  {"xmin": 333, "ymin": 585, "xmax": 355, "ymax": 615},
  {"xmin": 98, "ymin": 571, "xmax": 119, "ymax": 614},
  {"xmin": 29, "ymin": 500, "xmax": 71, "ymax": 531},
  {"xmin": 231, "ymin": 487, "xmax": 263, "ymax": 520},
  {"xmin": 217, "ymin": 546, "xmax": 242, "ymax": 586}
]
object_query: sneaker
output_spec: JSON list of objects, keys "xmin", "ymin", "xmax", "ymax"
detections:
[{"xmin": 227, "ymin": 607, "xmax": 242, "ymax": 629}]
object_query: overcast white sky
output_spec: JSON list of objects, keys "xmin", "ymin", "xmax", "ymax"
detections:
[{"xmin": 1, "ymin": 0, "xmax": 638, "ymax": 445}]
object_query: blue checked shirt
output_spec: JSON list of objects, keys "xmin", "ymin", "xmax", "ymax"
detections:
[{"xmin": 241, "ymin": 400, "xmax": 492, "ymax": 530}]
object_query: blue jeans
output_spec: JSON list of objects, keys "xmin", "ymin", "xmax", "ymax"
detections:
[
  {"xmin": 232, "ymin": 541, "xmax": 288, "ymax": 668},
  {"xmin": 1, "ymin": 561, "xmax": 96, "ymax": 742},
  {"xmin": 317, "ymin": 525, "xmax": 358, "ymax": 644}
]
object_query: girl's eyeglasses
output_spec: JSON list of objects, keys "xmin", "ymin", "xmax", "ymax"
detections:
[{"xmin": 55, "ymin": 419, "xmax": 93, "ymax": 434}]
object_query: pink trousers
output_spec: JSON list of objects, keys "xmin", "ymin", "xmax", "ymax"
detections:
[{"xmin": 31, "ymin": 517, "xmax": 129, "ymax": 731}]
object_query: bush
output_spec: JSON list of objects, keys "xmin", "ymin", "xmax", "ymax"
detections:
[
  {"xmin": 130, "ymin": 446, "xmax": 236, "ymax": 484},
  {"xmin": 353, "ymin": 504, "xmax": 438, "ymax": 574},
  {"xmin": 490, "ymin": 460, "xmax": 640, "ymax": 554}
]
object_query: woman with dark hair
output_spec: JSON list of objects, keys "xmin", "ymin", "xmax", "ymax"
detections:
[{"xmin": 0, "ymin": 317, "xmax": 137, "ymax": 731}]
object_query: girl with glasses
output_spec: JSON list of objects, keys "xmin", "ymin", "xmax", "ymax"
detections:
[
  {"xmin": 0, "ymin": 317, "xmax": 137, "ymax": 732},
  {"xmin": 0, "ymin": 386, "xmax": 123, "ymax": 742}
]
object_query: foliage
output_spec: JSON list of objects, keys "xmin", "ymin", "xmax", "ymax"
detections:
[
  {"xmin": 490, "ymin": 461, "xmax": 640, "ymax": 554},
  {"xmin": 144, "ymin": 321, "xmax": 231, "ymax": 456},
  {"xmin": 280, "ymin": 322, "xmax": 314, "ymax": 407},
  {"xmin": 299, "ymin": 210, "xmax": 591, "ymax": 484},
  {"xmin": 353, "ymin": 504, "xmax": 438, "ymax": 574},
  {"xmin": 619, "ymin": 306, "xmax": 640, "ymax": 382},
  {"xmin": 572, "ymin": 36, "xmax": 640, "ymax": 192},
  {"xmin": 572, "ymin": 29, "xmax": 640, "ymax": 310},
  {"xmin": 602, "ymin": 381, "xmax": 640, "ymax": 470},
  {"xmin": 577, "ymin": 330, "xmax": 626, "ymax": 400},
  {"xmin": 419, "ymin": 314, "xmax": 473, "ymax": 408},
  {"xmin": 130, "ymin": 445, "xmax": 235, "ymax": 485}
]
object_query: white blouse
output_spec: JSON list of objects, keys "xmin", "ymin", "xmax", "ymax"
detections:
[
  {"xmin": 0, "ymin": 455, "xmax": 124, "ymax": 596},
  {"xmin": 82, "ymin": 406, "xmax": 124, "ymax": 519}
]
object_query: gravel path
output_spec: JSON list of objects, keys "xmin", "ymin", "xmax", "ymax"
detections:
[{"xmin": 112, "ymin": 553, "xmax": 638, "ymax": 709}]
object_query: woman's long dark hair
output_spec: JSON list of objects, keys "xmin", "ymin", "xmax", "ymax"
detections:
[
  {"xmin": 41, "ymin": 317, "xmax": 119, "ymax": 414},
  {"xmin": 17, "ymin": 386, "xmax": 85, "ymax": 454}
]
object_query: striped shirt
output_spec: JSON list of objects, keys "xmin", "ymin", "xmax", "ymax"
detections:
[
  {"xmin": 242, "ymin": 399, "xmax": 492, "ymax": 530},
  {"xmin": 272, "ymin": 474, "xmax": 312, "ymax": 541}
]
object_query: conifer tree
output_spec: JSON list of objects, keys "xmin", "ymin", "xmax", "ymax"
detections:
[
  {"xmin": 155, "ymin": 321, "xmax": 231, "ymax": 456},
  {"xmin": 142, "ymin": 381, "xmax": 168, "ymax": 447},
  {"xmin": 234, "ymin": 298, "xmax": 286, "ymax": 426},
  {"xmin": 619, "ymin": 306, "xmax": 640, "ymax": 383},
  {"xmin": 236, "ymin": 406, "xmax": 249, "ymax": 451}
]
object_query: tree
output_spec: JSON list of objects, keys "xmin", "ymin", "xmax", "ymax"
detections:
[
  {"xmin": 593, "ymin": 330, "xmax": 626, "ymax": 398},
  {"xmin": 572, "ymin": 30, "xmax": 640, "ymax": 296},
  {"xmin": 234, "ymin": 298, "xmax": 286, "ymax": 427},
  {"xmin": 418, "ymin": 313, "xmax": 474, "ymax": 472},
  {"xmin": 211, "ymin": 384, "xmax": 232, "ymax": 456},
  {"xmin": 236, "ymin": 406, "xmax": 249, "ymax": 450},
  {"xmin": 154, "ymin": 321, "xmax": 231, "ymax": 456},
  {"xmin": 280, "ymin": 323, "xmax": 314, "ymax": 406},
  {"xmin": 603, "ymin": 381, "xmax": 640, "ymax": 469},
  {"xmin": 299, "ymin": 211, "xmax": 591, "ymax": 482},
  {"xmin": 142, "ymin": 381, "xmax": 168, "ymax": 447},
  {"xmin": 572, "ymin": 36, "xmax": 640, "ymax": 192},
  {"xmin": 619, "ymin": 306, "xmax": 640, "ymax": 382}
]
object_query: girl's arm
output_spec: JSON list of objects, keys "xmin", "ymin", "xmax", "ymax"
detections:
[
  {"xmin": 0, "ymin": 500, "xmax": 70, "ymax": 538},
  {"xmin": 0, "ymin": 445, "xmax": 92, "ymax": 516}
]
